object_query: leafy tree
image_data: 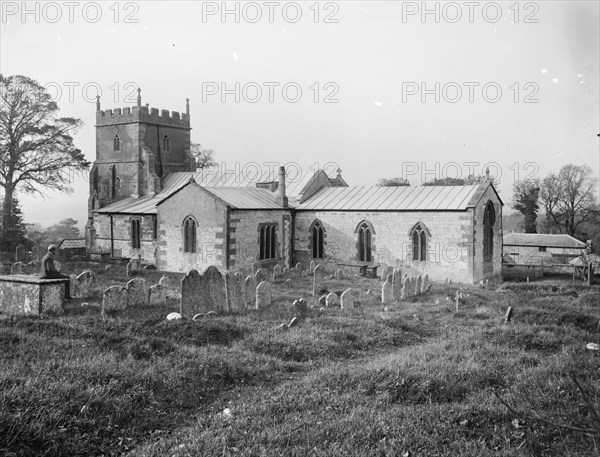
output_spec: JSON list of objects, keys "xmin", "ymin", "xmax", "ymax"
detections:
[
  {"xmin": 0, "ymin": 74, "xmax": 90, "ymax": 251},
  {"xmin": 45, "ymin": 218, "xmax": 81, "ymax": 245},
  {"xmin": 190, "ymin": 142, "xmax": 216, "ymax": 170},
  {"xmin": 376, "ymin": 177, "xmax": 410, "ymax": 186},
  {"xmin": 512, "ymin": 179, "xmax": 540, "ymax": 233},
  {"xmin": 0, "ymin": 197, "xmax": 27, "ymax": 252},
  {"xmin": 539, "ymin": 164, "xmax": 598, "ymax": 236},
  {"xmin": 423, "ymin": 174, "xmax": 497, "ymax": 187}
]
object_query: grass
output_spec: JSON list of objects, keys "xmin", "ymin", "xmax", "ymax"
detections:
[{"xmin": 1, "ymin": 263, "xmax": 600, "ymax": 456}]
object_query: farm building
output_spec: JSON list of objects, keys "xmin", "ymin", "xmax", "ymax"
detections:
[{"xmin": 503, "ymin": 233, "xmax": 586, "ymax": 265}]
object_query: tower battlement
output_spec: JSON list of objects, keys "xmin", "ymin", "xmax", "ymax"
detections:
[{"xmin": 95, "ymin": 88, "xmax": 191, "ymax": 128}]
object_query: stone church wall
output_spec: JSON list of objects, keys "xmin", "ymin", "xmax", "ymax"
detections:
[
  {"xmin": 91, "ymin": 213, "xmax": 157, "ymax": 263},
  {"xmin": 471, "ymin": 185, "xmax": 503, "ymax": 283}
]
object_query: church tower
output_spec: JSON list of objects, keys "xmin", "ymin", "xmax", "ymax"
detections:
[{"xmin": 85, "ymin": 89, "xmax": 193, "ymax": 248}]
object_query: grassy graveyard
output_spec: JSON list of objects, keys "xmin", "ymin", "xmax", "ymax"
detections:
[{"xmin": 1, "ymin": 262, "xmax": 600, "ymax": 456}]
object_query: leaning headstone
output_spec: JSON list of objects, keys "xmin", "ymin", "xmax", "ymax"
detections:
[
  {"xmin": 326, "ymin": 292, "xmax": 339, "ymax": 307},
  {"xmin": 255, "ymin": 268, "xmax": 269, "ymax": 283},
  {"xmin": 149, "ymin": 283, "xmax": 166, "ymax": 306},
  {"xmin": 415, "ymin": 275, "xmax": 422, "ymax": 296},
  {"xmin": 11, "ymin": 262, "xmax": 24, "ymax": 275},
  {"xmin": 126, "ymin": 278, "xmax": 148, "ymax": 307},
  {"xmin": 273, "ymin": 264, "xmax": 283, "ymax": 279},
  {"xmin": 392, "ymin": 268, "xmax": 402, "ymax": 300},
  {"xmin": 224, "ymin": 271, "xmax": 245, "ymax": 311},
  {"xmin": 504, "ymin": 306, "xmax": 513, "ymax": 323},
  {"xmin": 256, "ymin": 281, "xmax": 272, "ymax": 309},
  {"xmin": 341, "ymin": 288, "xmax": 354, "ymax": 310},
  {"xmin": 76, "ymin": 270, "xmax": 96, "ymax": 298},
  {"xmin": 382, "ymin": 277, "xmax": 393, "ymax": 303},
  {"xmin": 102, "ymin": 285, "xmax": 127, "ymax": 313},
  {"xmin": 293, "ymin": 298, "xmax": 308, "ymax": 319},
  {"xmin": 313, "ymin": 264, "xmax": 325, "ymax": 296},
  {"xmin": 245, "ymin": 275, "xmax": 258, "ymax": 308},
  {"xmin": 309, "ymin": 260, "xmax": 316, "ymax": 273}
]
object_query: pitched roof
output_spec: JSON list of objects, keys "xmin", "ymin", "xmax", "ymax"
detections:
[
  {"xmin": 57, "ymin": 239, "xmax": 86, "ymax": 249},
  {"xmin": 503, "ymin": 233, "xmax": 586, "ymax": 249},
  {"xmin": 296, "ymin": 184, "xmax": 487, "ymax": 211}
]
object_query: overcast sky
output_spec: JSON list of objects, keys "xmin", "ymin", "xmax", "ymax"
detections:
[{"xmin": 1, "ymin": 1, "xmax": 599, "ymax": 229}]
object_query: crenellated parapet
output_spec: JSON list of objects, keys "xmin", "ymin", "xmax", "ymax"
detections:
[{"xmin": 96, "ymin": 105, "xmax": 190, "ymax": 127}]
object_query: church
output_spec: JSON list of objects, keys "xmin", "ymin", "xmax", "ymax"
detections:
[{"xmin": 85, "ymin": 92, "xmax": 503, "ymax": 283}]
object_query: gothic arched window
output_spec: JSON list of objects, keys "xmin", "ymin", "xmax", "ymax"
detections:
[
  {"xmin": 183, "ymin": 216, "xmax": 196, "ymax": 253},
  {"xmin": 162, "ymin": 135, "xmax": 170, "ymax": 152},
  {"xmin": 356, "ymin": 221, "xmax": 374, "ymax": 263},
  {"xmin": 310, "ymin": 220, "xmax": 325, "ymax": 259},
  {"xmin": 483, "ymin": 202, "xmax": 495, "ymax": 260},
  {"xmin": 410, "ymin": 222, "xmax": 429, "ymax": 261},
  {"xmin": 131, "ymin": 218, "xmax": 141, "ymax": 249},
  {"xmin": 113, "ymin": 135, "xmax": 120, "ymax": 151}
]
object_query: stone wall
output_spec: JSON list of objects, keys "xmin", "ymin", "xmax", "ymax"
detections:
[
  {"xmin": 157, "ymin": 184, "xmax": 227, "ymax": 273},
  {"xmin": 294, "ymin": 210, "xmax": 476, "ymax": 283},
  {"xmin": 471, "ymin": 185, "xmax": 503, "ymax": 283},
  {"xmin": 91, "ymin": 213, "xmax": 157, "ymax": 263}
]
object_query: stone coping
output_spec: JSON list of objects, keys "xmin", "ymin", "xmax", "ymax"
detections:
[{"xmin": 0, "ymin": 275, "xmax": 68, "ymax": 284}]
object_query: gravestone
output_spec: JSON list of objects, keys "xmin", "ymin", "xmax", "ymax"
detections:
[
  {"xmin": 381, "ymin": 265, "xmax": 393, "ymax": 281},
  {"xmin": 382, "ymin": 277, "xmax": 393, "ymax": 303},
  {"xmin": 392, "ymin": 268, "xmax": 402, "ymax": 300},
  {"xmin": 415, "ymin": 275, "xmax": 422, "ymax": 296},
  {"xmin": 252, "ymin": 261, "xmax": 261, "ymax": 274},
  {"xmin": 309, "ymin": 260, "xmax": 316, "ymax": 273},
  {"xmin": 422, "ymin": 274, "xmax": 430, "ymax": 293},
  {"xmin": 255, "ymin": 268, "xmax": 269, "ymax": 283},
  {"xmin": 69, "ymin": 274, "xmax": 77, "ymax": 297},
  {"xmin": 15, "ymin": 245, "xmax": 24, "ymax": 262},
  {"xmin": 293, "ymin": 298, "xmax": 308, "ymax": 319},
  {"xmin": 312, "ymin": 264, "xmax": 325, "ymax": 296},
  {"xmin": 149, "ymin": 283, "xmax": 166, "ymax": 306},
  {"xmin": 334, "ymin": 269, "xmax": 343, "ymax": 280},
  {"xmin": 159, "ymin": 275, "xmax": 171, "ymax": 289},
  {"xmin": 401, "ymin": 276, "xmax": 410, "ymax": 300},
  {"xmin": 203, "ymin": 266, "xmax": 226, "ymax": 312},
  {"xmin": 256, "ymin": 281, "xmax": 272, "ymax": 309},
  {"xmin": 126, "ymin": 259, "xmax": 140, "ymax": 277},
  {"xmin": 225, "ymin": 271, "xmax": 245, "ymax": 311},
  {"xmin": 273, "ymin": 264, "xmax": 283, "ymax": 279},
  {"xmin": 126, "ymin": 278, "xmax": 148, "ymax": 307},
  {"xmin": 318, "ymin": 295, "xmax": 326, "ymax": 307},
  {"xmin": 301, "ymin": 269, "xmax": 308, "ymax": 277},
  {"xmin": 326, "ymin": 292, "xmax": 339, "ymax": 307},
  {"xmin": 295, "ymin": 263, "xmax": 302, "ymax": 271},
  {"xmin": 341, "ymin": 288, "xmax": 354, "ymax": 310},
  {"xmin": 102, "ymin": 285, "xmax": 127, "ymax": 313},
  {"xmin": 245, "ymin": 275, "xmax": 258, "ymax": 308},
  {"xmin": 282, "ymin": 266, "xmax": 290, "ymax": 276},
  {"xmin": 11, "ymin": 262, "xmax": 25, "ymax": 275},
  {"xmin": 180, "ymin": 269, "xmax": 201, "ymax": 317},
  {"xmin": 76, "ymin": 270, "xmax": 96, "ymax": 298}
]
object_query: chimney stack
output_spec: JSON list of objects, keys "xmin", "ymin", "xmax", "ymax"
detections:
[{"xmin": 276, "ymin": 166, "xmax": 288, "ymax": 207}]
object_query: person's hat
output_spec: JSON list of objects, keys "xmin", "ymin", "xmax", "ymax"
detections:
[{"xmin": 48, "ymin": 245, "xmax": 57, "ymax": 251}]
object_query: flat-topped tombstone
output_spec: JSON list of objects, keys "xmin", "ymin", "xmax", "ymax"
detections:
[
  {"xmin": 255, "ymin": 268, "xmax": 269, "ymax": 283},
  {"xmin": 422, "ymin": 274, "xmax": 430, "ymax": 293},
  {"xmin": 149, "ymin": 283, "xmax": 166, "ymax": 306},
  {"xmin": 392, "ymin": 269, "xmax": 402, "ymax": 300},
  {"xmin": 0, "ymin": 275, "xmax": 66, "ymax": 315},
  {"xmin": 224, "ymin": 271, "xmax": 245, "ymax": 311},
  {"xmin": 415, "ymin": 275, "xmax": 422, "ymax": 296},
  {"xmin": 341, "ymin": 288, "xmax": 354, "ymax": 310},
  {"xmin": 312, "ymin": 264, "xmax": 325, "ymax": 296},
  {"xmin": 76, "ymin": 270, "xmax": 96, "ymax": 298},
  {"xmin": 11, "ymin": 262, "xmax": 25, "ymax": 275},
  {"xmin": 126, "ymin": 278, "xmax": 148, "ymax": 307},
  {"xmin": 102, "ymin": 285, "xmax": 127, "ymax": 313},
  {"xmin": 382, "ymin": 277, "xmax": 393, "ymax": 303},
  {"xmin": 326, "ymin": 292, "xmax": 339, "ymax": 307},
  {"xmin": 273, "ymin": 264, "xmax": 283, "ymax": 279},
  {"xmin": 255, "ymin": 281, "xmax": 272, "ymax": 309},
  {"xmin": 245, "ymin": 275, "xmax": 258, "ymax": 308}
]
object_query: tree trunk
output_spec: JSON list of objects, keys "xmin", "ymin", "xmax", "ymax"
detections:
[{"xmin": 1, "ymin": 184, "xmax": 14, "ymax": 252}]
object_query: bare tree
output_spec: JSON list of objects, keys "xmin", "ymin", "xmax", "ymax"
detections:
[
  {"xmin": 190, "ymin": 142, "xmax": 216, "ymax": 170},
  {"xmin": 0, "ymin": 74, "xmax": 89, "ymax": 249},
  {"xmin": 539, "ymin": 164, "xmax": 598, "ymax": 236}
]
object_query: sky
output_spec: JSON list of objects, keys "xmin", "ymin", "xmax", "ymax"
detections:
[{"xmin": 1, "ymin": 0, "xmax": 599, "ymax": 230}]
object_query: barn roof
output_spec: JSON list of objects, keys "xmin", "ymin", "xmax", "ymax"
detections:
[
  {"xmin": 296, "ymin": 184, "xmax": 491, "ymax": 211},
  {"xmin": 503, "ymin": 233, "xmax": 586, "ymax": 249}
]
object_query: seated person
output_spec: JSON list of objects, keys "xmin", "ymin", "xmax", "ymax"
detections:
[{"xmin": 40, "ymin": 245, "xmax": 72, "ymax": 298}]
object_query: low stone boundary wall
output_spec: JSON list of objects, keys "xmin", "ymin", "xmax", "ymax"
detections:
[{"xmin": 0, "ymin": 275, "xmax": 66, "ymax": 315}]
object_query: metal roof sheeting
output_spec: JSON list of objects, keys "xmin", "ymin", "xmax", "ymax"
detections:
[
  {"xmin": 205, "ymin": 187, "xmax": 283, "ymax": 209},
  {"xmin": 297, "ymin": 185, "xmax": 482, "ymax": 211},
  {"xmin": 504, "ymin": 233, "xmax": 586, "ymax": 249}
]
